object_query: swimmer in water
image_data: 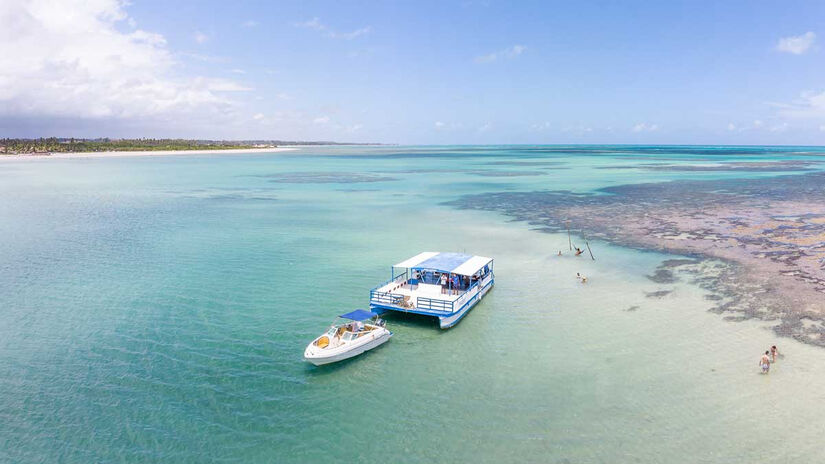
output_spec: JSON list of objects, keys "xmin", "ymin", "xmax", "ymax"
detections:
[
  {"xmin": 770, "ymin": 345, "xmax": 779, "ymax": 363},
  {"xmin": 759, "ymin": 351, "xmax": 771, "ymax": 374}
]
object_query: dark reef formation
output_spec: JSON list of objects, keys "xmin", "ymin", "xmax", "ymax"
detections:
[{"xmin": 449, "ymin": 171, "xmax": 825, "ymax": 346}]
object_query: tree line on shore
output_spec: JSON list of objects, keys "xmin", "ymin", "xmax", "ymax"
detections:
[{"xmin": 0, "ymin": 138, "xmax": 265, "ymax": 154}]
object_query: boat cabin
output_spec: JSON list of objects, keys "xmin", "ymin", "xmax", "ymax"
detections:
[{"xmin": 369, "ymin": 252, "xmax": 494, "ymax": 328}]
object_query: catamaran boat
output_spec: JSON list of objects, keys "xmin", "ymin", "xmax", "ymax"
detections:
[
  {"xmin": 369, "ymin": 252, "xmax": 494, "ymax": 329},
  {"xmin": 303, "ymin": 310, "xmax": 393, "ymax": 366}
]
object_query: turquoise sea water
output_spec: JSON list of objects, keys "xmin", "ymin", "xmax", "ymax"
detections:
[{"xmin": 2, "ymin": 146, "xmax": 825, "ymax": 463}]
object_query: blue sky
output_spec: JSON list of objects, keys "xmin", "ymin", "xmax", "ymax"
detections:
[{"xmin": 2, "ymin": 0, "xmax": 825, "ymax": 144}]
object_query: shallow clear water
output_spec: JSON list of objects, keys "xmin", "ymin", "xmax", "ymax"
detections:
[{"xmin": 1, "ymin": 146, "xmax": 825, "ymax": 463}]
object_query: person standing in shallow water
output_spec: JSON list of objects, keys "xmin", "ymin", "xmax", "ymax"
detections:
[
  {"xmin": 760, "ymin": 351, "xmax": 771, "ymax": 374},
  {"xmin": 771, "ymin": 345, "xmax": 779, "ymax": 363}
]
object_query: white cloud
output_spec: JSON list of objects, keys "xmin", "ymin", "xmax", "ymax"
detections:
[
  {"xmin": 295, "ymin": 17, "xmax": 370, "ymax": 40},
  {"xmin": 252, "ymin": 113, "xmax": 265, "ymax": 121},
  {"xmin": 477, "ymin": 122, "xmax": 491, "ymax": 133},
  {"xmin": 242, "ymin": 20, "xmax": 258, "ymax": 28},
  {"xmin": 230, "ymin": 68, "xmax": 246, "ymax": 74},
  {"xmin": 434, "ymin": 121, "xmax": 463, "ymax": 131},
  {"xmin": 769, "ymin": 122, "xmax": 789, "ymax": 132},
  {"xmin": 530, "ymin": 121, "xmax": 551, "ymax": 131},
  {"xmin": 345, "ymin": 124, "xmax": 363, "ymax": 133},
  {"xmin": 475, "ymin": 45, "xmax": 527, "ymax": 63},
  {"xmin": 194, "ymin": 31, "xmax": 208, "ymax": 44},
  {"xmin": 200, "ymin": 78, "xmax": 252, "ymax": 92},
  {"xmin": 296, "ymin": 17, "xmax": 325, "ymax": 31},
  {"xmin": 180, "ymin": 52, "xmax": 229, "ymax": 63},
  {"xmin": 632, "ymin": 122, "xmax": 659, "ymax": 132},
  {"xmin": 776, "ymin": 32, "xmax": 815, "ymax": 55},
  {"xmin": 775, "ymin": 90, "xmax": 825, "ymax": 119},
  {"xmin": 0, "ymin": 0, "xmax": 248, "ymax": 125},
  {"xmin": 332, "ymin": 26, "xmax": 371, "ymax": 40},
  {"xmin": 727, "ymin": 120, "xmax": 769, "ymax": 133},
  {"xmin": 561, "ymin": 125, "xmax": 593, "ymax": 135},
  {"xmin": 313, "ymin": 116, "xmax": 330, "ymax": 124}
]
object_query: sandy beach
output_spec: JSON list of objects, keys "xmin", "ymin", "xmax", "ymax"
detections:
[{"xmin": 0, "ymin": 147, "xmax": 297, "ymax": 160}]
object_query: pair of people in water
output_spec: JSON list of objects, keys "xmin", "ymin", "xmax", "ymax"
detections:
[
  {"xmin": 759, "ymin": 345, "xmax": 780, "ymax": 374},
  {"xmin": 557, "ymin": 248, "xmax": 585, "ymax": 256}
]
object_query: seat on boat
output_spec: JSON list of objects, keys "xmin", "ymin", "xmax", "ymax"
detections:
[{"xmin": 316, "ymin": 336, "xmax": 329, "ymax": 348}]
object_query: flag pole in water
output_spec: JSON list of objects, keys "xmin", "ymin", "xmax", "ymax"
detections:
[
  {"xmin": 566, "ymin": 220, "xmax": 572, "ymax": 251},
  {"xmin": 583, "ymin": 230, "xmax": 595, "ymax": 261}
]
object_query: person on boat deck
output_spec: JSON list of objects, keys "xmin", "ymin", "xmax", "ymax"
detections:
[
  {"xmin": 440, "ymin": 273, "xmax": 448, "ymax": 294},
  {"xmin": 355, "ymin": 320, "xmax": 364, "ymax": 332},
  {"xmin": 451, "ymin": 274, "xmax": 460, "ymax": 295}
]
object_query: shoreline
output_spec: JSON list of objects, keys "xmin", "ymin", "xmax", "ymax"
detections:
[{"xmin": 0, "ymin": 147, "xmax": 298, "ymax": 160}]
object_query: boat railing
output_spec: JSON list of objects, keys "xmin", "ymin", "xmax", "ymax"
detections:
[
  {"xmin": 370, "ymin": 290, "xmax": 404, "ymax": 306},
  {"xmin": 370, "ymin": 270, "xmax": 409, "ymax": 292},
  {"xmin": 451, "ymin": 273, "xmax": 492, "ymax": 307},
  {"xmin": 370, "ymin": 272, "xmax": 495, "ymax": 313},
  {"xmin": 415, "ymin": 296, "xmax": 454, "ymax": 313},
  {"xmin": 451, "ymin": 274, "xmax": 494, "ymax": 315}
]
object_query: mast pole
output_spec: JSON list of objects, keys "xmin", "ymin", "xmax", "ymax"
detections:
[{"xmin": 583, "ymin": 231, "xmax": 595, "ymax": 261}]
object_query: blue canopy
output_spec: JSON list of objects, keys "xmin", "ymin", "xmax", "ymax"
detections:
[
  {"xmin": 415, "ymin": 252, "xmax": 472, "ymax": 272},
  {"xmin": 339, "ymin": 309, "xmax": 378, "ymax": 321}
]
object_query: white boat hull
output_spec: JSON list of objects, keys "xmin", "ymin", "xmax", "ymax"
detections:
[
  {"xmin": 304, "ymin": 328, "xmax": 392, "ymax": 366},
  {"xmin": 438, "ymin": 277, "xmax": 493, "ymax": 329}
]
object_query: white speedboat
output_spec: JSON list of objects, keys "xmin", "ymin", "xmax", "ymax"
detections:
[{"xmin": 304, "ymin": 310, "xmax": 392, "ymax": 366}]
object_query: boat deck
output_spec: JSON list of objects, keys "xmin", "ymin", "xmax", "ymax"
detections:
[
  {"xmin": 370, "ymin": 274, "xmax": 493, "ymax": 316},
  {"xmin": 376, "ymin": 282, "xmax": 464, "ymax": 302}
]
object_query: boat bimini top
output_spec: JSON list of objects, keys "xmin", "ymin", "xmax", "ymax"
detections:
[
  {"xmin": 339, "ymin": 309, "xmax": 379, "ymax": 321},
  {"xmin": 392, "ymin": 252, "xmax": 493, "ymax": 276}
]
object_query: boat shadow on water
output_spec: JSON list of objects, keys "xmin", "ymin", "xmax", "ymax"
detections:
[{"xmin": 379, "ymin": 311, "xmax": 445, "ymax": 330}]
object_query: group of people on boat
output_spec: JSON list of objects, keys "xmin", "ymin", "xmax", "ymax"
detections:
[
  {"xmin": 759, "ymin": 345, "xmax": 780, "ymax": 374},
  {"xmin": 411, "ymin": 266, "xmax": 490, "ymax": 295}
]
